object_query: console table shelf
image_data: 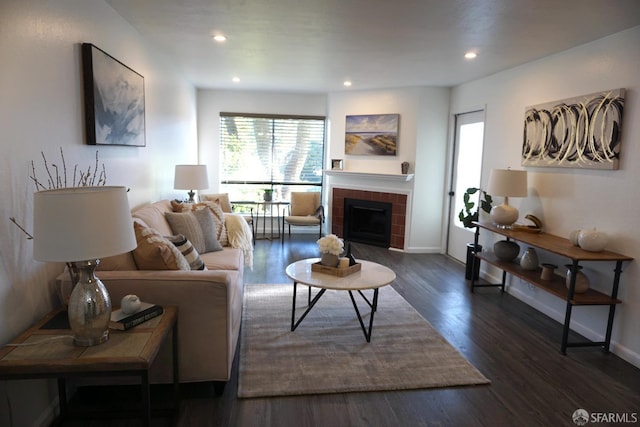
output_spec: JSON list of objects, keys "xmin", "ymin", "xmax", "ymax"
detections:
[{"xmin": 471, "ymin": 221, "xmax": 632, "ymax": 354}]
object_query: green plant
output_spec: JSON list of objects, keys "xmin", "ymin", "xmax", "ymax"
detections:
[{"xmin": 458, "ymin": 187, "xmax": 493, "ymax": 228}]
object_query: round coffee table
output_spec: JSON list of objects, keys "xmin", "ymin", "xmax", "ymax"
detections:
[{"xmin": 285, "ymin": 258, "xmax": 396, "ymax": 342}]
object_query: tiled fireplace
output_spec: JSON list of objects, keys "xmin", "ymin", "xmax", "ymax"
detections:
[{"xmin": 331, "ymin": 188, "xmax": 407, "ymax": 250}]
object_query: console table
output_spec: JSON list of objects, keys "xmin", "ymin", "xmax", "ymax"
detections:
[{"xmin": 470, "ymin": 221, "xmax": 633, "ymax": 354}]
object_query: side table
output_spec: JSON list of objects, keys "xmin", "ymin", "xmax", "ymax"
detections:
[{"xmin": 0, "ymin": 306, "xmax": 179, "ymax": 426}]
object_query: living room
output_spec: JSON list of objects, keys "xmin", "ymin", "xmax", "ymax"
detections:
[{"xmin": 1, "ymin": 1, "xmax": 640, "ymax": 425}]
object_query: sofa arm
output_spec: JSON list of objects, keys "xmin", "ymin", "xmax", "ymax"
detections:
[{"xmin": 61, "ymin": 269, "xmax": 243, "ymax": 383}]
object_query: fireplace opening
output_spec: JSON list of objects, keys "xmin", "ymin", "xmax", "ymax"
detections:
[{"xmin": 343, "ymin": 198, "xmax": 392, "ymax": 248}]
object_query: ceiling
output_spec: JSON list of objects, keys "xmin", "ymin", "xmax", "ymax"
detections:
[{"xmin": 106, "ymin": 0, "xmax": 640, "ymax": 93}]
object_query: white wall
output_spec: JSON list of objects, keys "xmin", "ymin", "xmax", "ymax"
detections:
[
  {"xmin": 327, "ymin": 88, "xmax": 450, "ymax": 252},
  {"xmin": 451, "ymin": 26, "xmax": 640, "ymax": 366},
  {"xmin": 0, "ymin": 1, "xmax": 197, "ymax": 425}
]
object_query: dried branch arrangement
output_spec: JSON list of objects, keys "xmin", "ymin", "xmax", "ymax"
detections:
[
  {"xmin": 30, "ymin": 147, "xmax": 106, "ymax": 190},
  {"xmin": 10, "ymin": 148, "xmax": 107, "ymax": 240}
]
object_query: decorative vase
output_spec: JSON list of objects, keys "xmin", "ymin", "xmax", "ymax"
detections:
[
  {"xmin": 578, "ymin": 228, "xmax": 608, "ymax": 252},
  {"xmin": 520, "ymin": 247, "xmax": 539, "ymax": 270},
  {"xmin": 540, "ymin": 263, "xmax": 557, "ymax": 280},
  {"xmin": 493, "ymin": 240, "xmax": 520, "ymax": 262},
  {"xmin": 565, "ymin": 264, "xmax": 590, "ymax": 293},
  {"xmin": 320, "ymin": 253, "xmax": 340, "ymax": 267}
]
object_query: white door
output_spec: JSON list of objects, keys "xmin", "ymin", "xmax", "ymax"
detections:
[{"xmin": 446, "ymin": 110, "xmax": 485, "ymax": 263}]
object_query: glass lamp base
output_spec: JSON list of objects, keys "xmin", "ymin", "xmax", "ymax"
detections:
[{"xmin": 68, "ymin": 260, "xmax": 112, "ymax": 347}]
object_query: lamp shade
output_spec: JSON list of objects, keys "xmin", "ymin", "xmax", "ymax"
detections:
[
  {"xmin": 487, "ymin": 169, "xmax": 528, "ymax": 197},
  {"xmin": 174, "ymin": 165, "xmax": 209, "ymax": 190},
  {"xmin": 33, "ymin": 186, "xmax": 136, "ymax": 262}
]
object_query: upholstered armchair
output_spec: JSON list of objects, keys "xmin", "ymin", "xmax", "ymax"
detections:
[{"xmin": 282, "ymin": 192, "xmax": 324, "ymax": 241}]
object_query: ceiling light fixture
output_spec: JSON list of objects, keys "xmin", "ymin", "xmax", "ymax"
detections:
[
  {"xmin": 212, "ymin": 34, "xmax": 227, "ymax": 42},
  {"xmin": 232, "ymin": 77, "xmax": 240, "ymax": 83},
  {"xmin": 464, "ymin": 51, "xmax": 477, "ymax": 59},
  {"xmin": 343, "ymin": 81, "xmax": 352, "ymax": 87}
]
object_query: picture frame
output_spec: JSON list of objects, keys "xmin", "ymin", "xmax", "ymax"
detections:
[
  {"xmin": 82, "ymin": 43, "xmax": 146, "ymax": 147},
  {"xmin": 345, "ymin": 114, "xmax": 399, "ymax": 156},
  {"xmin": 331, "ymin": 159, "xmax": 344, "ymax": 170},
  {"xmin": 521, "ymin": 88, "xmax": 624, "ymax": 169}
]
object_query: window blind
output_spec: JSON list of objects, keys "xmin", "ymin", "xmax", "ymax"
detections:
[{"xmin": 219, "ymin": 113, "xmax": 326, "ymax": 201}]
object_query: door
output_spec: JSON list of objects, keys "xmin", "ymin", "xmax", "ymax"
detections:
[{"xmin": 446, "ymin": 110, "xmax": 485, "ymax": 263}]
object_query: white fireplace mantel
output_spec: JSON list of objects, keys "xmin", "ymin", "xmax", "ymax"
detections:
[{"xmin": 323, "ymin": 170, "xmax": 414, "ymax": 182}]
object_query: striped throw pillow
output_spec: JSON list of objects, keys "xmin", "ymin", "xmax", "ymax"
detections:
[{"xmin": 166, "ymin": 234, "xmax": 205, "ymax": 270}]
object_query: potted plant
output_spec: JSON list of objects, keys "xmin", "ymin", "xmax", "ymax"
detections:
[
  {"xmin": 262, "ymin": 188, "xmax": 274, "ymax": 201},
  {"xmin": 457, "ymin": 187, "xmax": 492, "ymax": 280}
]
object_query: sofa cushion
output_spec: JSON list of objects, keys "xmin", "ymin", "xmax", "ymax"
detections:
[
  {"xmin": 172, "ymin": 201, "xmax": 229, "ymax": 247},
  {"xmin": 165, "ymin": 234, "xmax": 206, "ymax": 270},
  {"xmin": 165, "ymin": 210, "xmax": 223, "ymax": 253},
  {"xmin": 200, "ymin": 248, "xmax": 244, "ymax": 271},
  {"xmin": 132, "ymin": 202, "xmax": 174, "ymax": 236},
  {"xmin": 132, "ymin": 223, "xmax": 190, "ymax": 270},
  {"xmin": 200, "ymin": 193, "xmax": 233, "ymax": 213},
  {"xmin": 97, "ymin": 251, "xmax": 138, "ymax": 271}
]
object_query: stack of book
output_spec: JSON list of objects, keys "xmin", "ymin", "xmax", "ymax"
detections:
[{"xmin": 109, "ymin": 302, "xmax": 163, "ymax": 330}]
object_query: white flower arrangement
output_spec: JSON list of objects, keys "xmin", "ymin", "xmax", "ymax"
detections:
[{"xmin": 317, "ymin": 234, "xmax": 344, "ymax": 255}]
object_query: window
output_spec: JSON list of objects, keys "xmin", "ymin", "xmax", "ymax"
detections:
[{"xmin": 219, "ymin": 113, "xmax": 326, "ymax": 204}]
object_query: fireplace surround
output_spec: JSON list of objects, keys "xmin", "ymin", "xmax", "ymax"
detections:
[{"xmin": 331, "ymin": 188, "xmax": 407, "ymax": 249}]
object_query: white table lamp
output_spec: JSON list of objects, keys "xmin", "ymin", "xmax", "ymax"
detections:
[
  {"xmin": 487, "ymin": 168, "xmax": 528, "ymax": 228},
  {"xmin": 34, "ymin": 186, "xmax": 136, "ymax": 346},
  {"xmin": 174, "ymin": 165, "xmax": 209, "ymax": 203}
]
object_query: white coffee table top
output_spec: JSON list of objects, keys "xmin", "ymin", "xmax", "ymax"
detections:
[{"xmin": 285, "ymin": 258, "xmax": 396, "ymax": 291}]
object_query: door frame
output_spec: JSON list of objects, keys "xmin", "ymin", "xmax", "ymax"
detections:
[{"xmin": 442, "ymin": 106, "xmax": 487, "ymax": 259}]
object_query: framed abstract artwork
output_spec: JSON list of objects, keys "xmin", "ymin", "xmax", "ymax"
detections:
[
  {"xmin": 345, "ymin": 114, "xmax": 399, "ymax": 156},
  {"xmin": 522, "ymin": 89, "xmax": 625, "ymax": 169},
  {"xmin": 82, "ymin": 43, "xmax": 146, "ymax": 147}
]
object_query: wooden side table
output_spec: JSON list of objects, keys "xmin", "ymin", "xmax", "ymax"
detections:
[{"xmin": 0, "ymin": 306, "xmax": 179, "ymax": 426}]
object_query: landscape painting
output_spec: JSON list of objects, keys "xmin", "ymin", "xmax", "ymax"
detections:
[
  {"xmin": 345, "ymin": 114, "xmax": 398, "ymax": 156},
  {"xmin": 521, "ymin": 88, "xmax": 624, "ymax": 169},
  {"xmin": 82, "ymin": 43, "xmax": 146, "ymax": 147}
]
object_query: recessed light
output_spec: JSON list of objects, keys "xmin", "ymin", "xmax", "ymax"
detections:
[
  {"xmin": 464, "ymin": 51, "xmax": 477, "ymax": 59},
  {"xmin": 213, "ymin": 34, "xmax": 227, "ymax": 42},
  {"xmin": 232, "ymin": 77, "xmax": 240, "ymax": 83},
  {"xmin": 343, "ymin": 81, "xmax": 352, "ymax": 87}
]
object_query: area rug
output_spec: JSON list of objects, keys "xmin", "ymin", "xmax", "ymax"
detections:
[{"xmin": 237, "ymin": 284, "xmax": 490, "ymax": 398}]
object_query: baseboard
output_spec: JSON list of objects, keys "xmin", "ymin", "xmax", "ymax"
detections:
[{"xmin": 482, "ymin": 270, "xmax": 640, "ymax": 368}]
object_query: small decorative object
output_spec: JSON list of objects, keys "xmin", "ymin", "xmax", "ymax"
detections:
[
  {"xmin": 345, "ymin": 241, "xmax": 357, "ymax": 266},
  {"xmin": 520, "ymin": 247, "xmax": 539, "ymax": 270},
  {"xmin": 540, "ymin": 263, "xmax": 558, "ymax": 280},
  {"xmin": 565, "ymin": 264, "xmax": 590, "ymax": 293},
  {"xmin": 331, "ymin": 159, "xmax": 344, "ymax": 170},
  {"xmin": 569, "ymin": 229, "xmax": 581, "ymax": 246},
  {"xmin": 82, "ymin": 43, "xmax": 146, "ymax": 147},
  {"xmin": 317, "ymin": 234, "xmax": 344, "ymax": 267},
  {"xmin": 339, "ymin": 257, "xmax": 350, "ymax": 269},
  {"xmin": 577, "ymin": 228, "xmax": 608, "ymax": 252},
  {"xmin": 493, "ymin": 240, "xmax": 520, "ymax": 262},
  {"xmin": 121, "ymin": 294, "xmax": 142, "ymax": 315},
  {"xmin": 401, "ymin": 161, "xmax": 409, "ymax": 174},
  {"xmin": 263, "ymin": 188, "xmax": 273, "ymax": 202}
]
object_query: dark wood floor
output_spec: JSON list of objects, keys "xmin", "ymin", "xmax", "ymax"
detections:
[{"xmin": 65, "ymin": 235, "xmax": 640, "ymax": 426}]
